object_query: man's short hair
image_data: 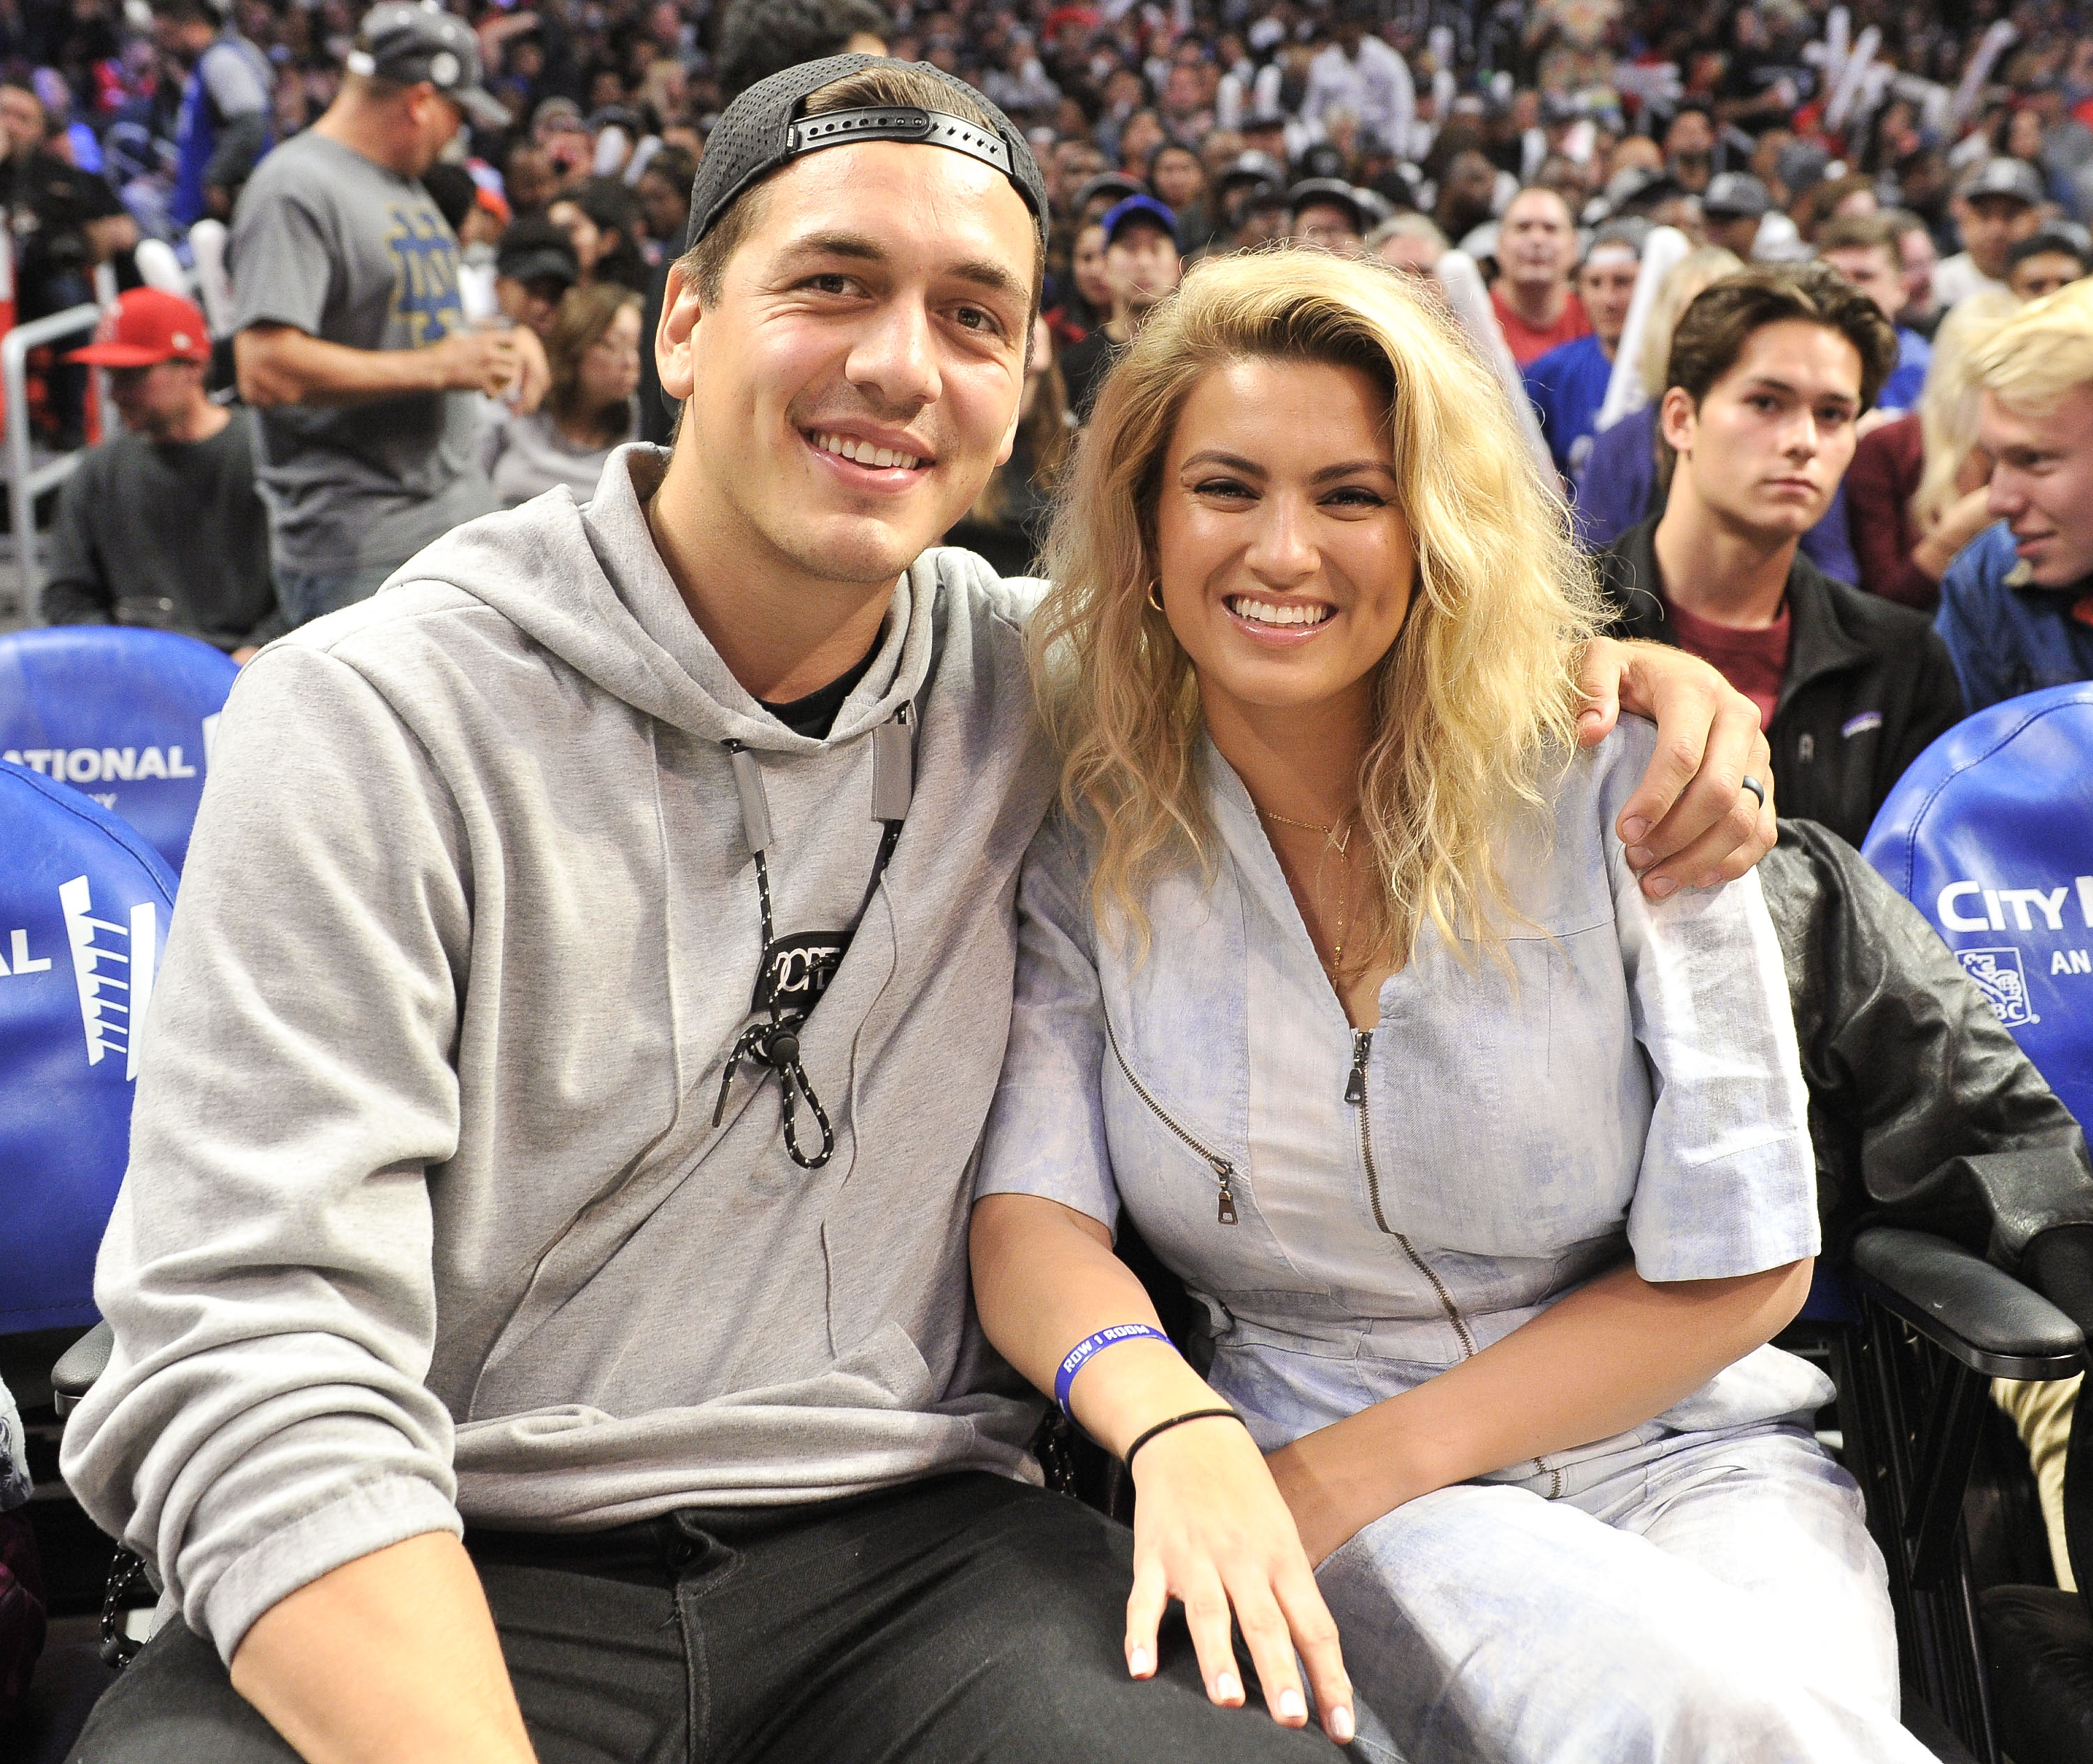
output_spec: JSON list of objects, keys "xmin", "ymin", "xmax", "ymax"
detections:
[
  {"xmin": 1972, "ymin": 276, "xmax": 2093, "ymax": 413},
  {"xmin": 1815, "ymin": 212, "xmax": 1902, "ymax": 260},
  {"xmin": 677, "ymin": 63, "xmax": 1042, "ymax": 316},
  {"xmin": 1658, "ymin": 264, "xmax": 1898, "ymax": 478},
  {"xmin": 715, "ymin": 0, "xmax": 892, "ymax": 103},
  {"xmin": 1365, "ymin": 211, "xmax": 1447, "ymax": 252},
  {"xmin": 1503, "ymin": 182, "xmax": 1575, "ymax": 227},
  {"xmin": 1667, "ymin": 263, "xmax": 1898, "ymax": 409}
]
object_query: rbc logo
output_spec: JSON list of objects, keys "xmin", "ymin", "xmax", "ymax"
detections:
[{"xmin": 1958, "ymin": 947, "xmax": 2038, "ymax": 1028}]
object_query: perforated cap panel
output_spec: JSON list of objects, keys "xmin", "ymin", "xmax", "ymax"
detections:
[{"xmin": 685, "ymin": 54, "xmax": 1048, "ymax": 251}]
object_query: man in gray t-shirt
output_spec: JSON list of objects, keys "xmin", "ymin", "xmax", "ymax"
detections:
[{"xmin": 230, "ymin": 3, "xmax": 543, "ymax": 626}]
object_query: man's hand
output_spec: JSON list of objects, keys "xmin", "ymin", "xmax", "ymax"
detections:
[
  {"xmin": 1575, "ymin": 637, "xmax": 1776, "ymax": 898},
  {"xmin": 433, "ymin": 329, "xmax": 534, "ymax": 399},
  {"xmin": 231, "ymin": 1532, "xmax": 537, "ymax": 1764},
  {"xmin": 506, "ymin": 326, "xmax": 550, "ymax": 414}
]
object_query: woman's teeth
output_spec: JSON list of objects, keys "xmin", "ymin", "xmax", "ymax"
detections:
[
  {"xmin": 1228, "ymin": 597, "xmax": 1333, "ymax": 627},
  {"xmin": 812, "ymin": 431, "xmax": 922, "ymax": 471}
]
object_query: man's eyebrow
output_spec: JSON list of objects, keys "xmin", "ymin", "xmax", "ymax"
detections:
[
  {"xmin": 1741, "ymin": 375, "xmax": 1859, "ymax": 407},
  {"xmin": 775, "ymin": 232, "xmax": 1029, "ymax": 308}
]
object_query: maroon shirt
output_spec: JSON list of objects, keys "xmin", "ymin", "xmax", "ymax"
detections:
[
  {"xmin": 1845, "ymin": 414, "xmax": 1935, "ymax": 612},
  {"xmin": 1664, "ymin": 596, "xmax": 1794, "ymax": 732},
  {"xmin": 1491, "ymin": 287, "xmax": 1591, "ymax": 367}
]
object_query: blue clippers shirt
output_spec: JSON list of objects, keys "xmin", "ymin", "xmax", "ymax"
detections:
[{"xmin": 1524, "ymin": 333, "xmax": 1616, "ymax": 487}]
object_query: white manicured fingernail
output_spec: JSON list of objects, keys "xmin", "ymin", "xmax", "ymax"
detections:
[
  {"xmin": 1278, "ymin": 1687, "xmax": 1307, "ymax": 1721},
  {"xmin": 1331, "ymin": 1705, "xmax": 1356, "ymax": 1743},
  {"xmin": 1215, "ymin": 1671, "xmax": 1242, "ymax": 1703},
  {"xmin": 1128, "ymin": 1646, "xmax": 1152, "ymax": 1677}
]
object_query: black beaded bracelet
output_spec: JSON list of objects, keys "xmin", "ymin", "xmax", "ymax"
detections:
[{"xmin": 1123, "ymin": 1405, "xmax": 1245, "ymax": 1469}]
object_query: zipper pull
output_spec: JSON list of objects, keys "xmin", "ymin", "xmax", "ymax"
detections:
[
  {"xmin": 1345, "ymin": 1028, "xmax": 1372, "ymax": 1106},
  {"xmin": 1216, "ymin": 1168, "xmax": 1238, "ymax": 1226}
]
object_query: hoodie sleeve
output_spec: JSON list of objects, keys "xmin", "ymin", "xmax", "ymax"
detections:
[{"xmin": 59, "ymin": 640, "xmax": 472, "ymax": 1664}]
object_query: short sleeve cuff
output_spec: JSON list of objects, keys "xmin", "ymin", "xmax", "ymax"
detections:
[
  {"xmin": 195, "ymin": 1472, "xmax": 463, "ymax": 1664},
  {"xmin": 1627, "ymin": 1133, "xmax": 1822, "ymax": 1283}
]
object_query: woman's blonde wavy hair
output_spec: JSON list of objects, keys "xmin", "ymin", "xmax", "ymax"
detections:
[{"xmin": 1030, "ymin": 248, "xmax": 1605, "ymax": 973}]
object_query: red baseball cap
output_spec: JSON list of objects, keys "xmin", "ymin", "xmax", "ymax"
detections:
[{"xmin": 66, "ymin": 289, "xmax": 213, "ymax": 368}]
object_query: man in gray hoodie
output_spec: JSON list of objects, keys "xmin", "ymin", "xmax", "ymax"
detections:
[{"xmin": 62, "ymin": 55, "xmax": 1777, "ymax": 1764}]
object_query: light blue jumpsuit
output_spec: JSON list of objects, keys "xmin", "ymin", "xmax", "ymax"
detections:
[{"xmin": 977, "ymin": 718, "xmax": 1930, "ymax": 1764}]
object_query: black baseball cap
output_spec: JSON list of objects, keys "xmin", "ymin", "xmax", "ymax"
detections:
[
  {"xmin": 685, "ymin": 54, "xmax": 1049, "ymax": 252},
  {"xmin": 347, "ymin": 2, "xmax": 509, "ymax": 128},
  {"xmin": 1287, "ymin": 177, "xmax": 1370, "ymax": 233}
]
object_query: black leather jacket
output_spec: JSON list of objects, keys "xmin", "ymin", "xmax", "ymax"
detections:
[{"xmin": 1761, "ymin": 818, "xmax": 2093, "ymax": 1290}]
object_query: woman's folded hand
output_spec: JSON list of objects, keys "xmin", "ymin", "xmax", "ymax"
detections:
[{"xmin": 1124, "ymin": 1413, "xmax": 1356, "ymax": 1746}]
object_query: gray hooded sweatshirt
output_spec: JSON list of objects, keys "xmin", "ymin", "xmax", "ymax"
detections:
[{"xmin": 60, "ymin": 445, "xmax": 1060, "ymax": 1662}]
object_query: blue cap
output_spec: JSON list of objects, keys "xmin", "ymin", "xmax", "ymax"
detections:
[{"xmin": 1101, "ymin": 193, "xmax": 1178, "ymax": 247}]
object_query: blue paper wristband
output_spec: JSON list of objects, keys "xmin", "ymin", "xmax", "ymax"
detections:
[{"xmin": 1054, "ymin": 1323, "xmax": 1175, "ymax": 1416}]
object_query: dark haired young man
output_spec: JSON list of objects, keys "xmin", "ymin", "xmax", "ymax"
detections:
[
  {"xmin": 1598, "ymin": 264, "xmax": 1966, "ymax": 849},
  {"xmin": 65, "ymin": 55, "xmax": 1776, "ymax": 1764}
]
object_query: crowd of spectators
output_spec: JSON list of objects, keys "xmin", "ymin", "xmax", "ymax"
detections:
[{"xmin": 13, "ymin": 0, "xmax": 2093, "ymax": 748}]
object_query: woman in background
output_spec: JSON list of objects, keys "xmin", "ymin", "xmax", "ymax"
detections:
[
  {"xmin": 1846, "ymin": 289, "xmax": 2021, "ymax": 610},
  {"xmin": 483, "ymin": 283, "xmax": 642, "ymax": 508},
  {"xmin": 547, "ymin": 177, "xmax": 649, "ymax": 293}
]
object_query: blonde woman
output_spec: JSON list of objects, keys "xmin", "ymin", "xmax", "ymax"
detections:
[
  {"xmin": 970, "ymin": 251, "xmax": 1928, "ymax": 1763},
  {"xmin": 1847, "ymin": 289, "xmax": 2022, "ymax": 609},
  {"xmin": 1573, "ymin": 245, "xmax": 1743, "ymax": 548}
]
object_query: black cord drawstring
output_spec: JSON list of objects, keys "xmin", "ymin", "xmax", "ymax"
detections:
[{"xmin": 712, "ymin": 707, "xmax": 913, "ymax": 1170}]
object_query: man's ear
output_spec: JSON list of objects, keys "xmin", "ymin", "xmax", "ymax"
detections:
[
  {"xmin": 1657, "ymin": 384, "xmax": 1697, "ymax": 459},
  {"xmin": 657, "ymin": 260, "xmax": 701, "ymax": 403}
]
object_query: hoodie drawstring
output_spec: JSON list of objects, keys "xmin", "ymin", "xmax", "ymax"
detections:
[{"xmin": 711, "ymin": 704, "xmax": 914, "ymax": 1170}]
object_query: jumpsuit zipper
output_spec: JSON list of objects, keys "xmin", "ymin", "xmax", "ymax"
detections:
[
  {"xmin": 1348, "ymin": 1028, "xmax": 1476, "ymax": 1357},
  {"xmin": 1349, "ymin": 1030, "xmax": 1559, "ymax": 1493},
  {"xmin": 1105, "ymin": 1019, "xmax": 1238, "ymax": 1223}
]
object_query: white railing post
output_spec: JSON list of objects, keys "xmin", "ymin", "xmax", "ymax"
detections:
[{"xmin": 3, "ymin": 303, "xmax": 110, "ymax": 623}]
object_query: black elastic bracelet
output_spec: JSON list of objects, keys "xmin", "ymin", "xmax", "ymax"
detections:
[{"xmin": 1123, "ymin": 1406, "xmax": 1245, "ymax": 1469}]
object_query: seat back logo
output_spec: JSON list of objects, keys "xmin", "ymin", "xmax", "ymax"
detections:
[{"xmin": 1958, "ymin": 947, "xmax": 2038, "ymax": 1028}]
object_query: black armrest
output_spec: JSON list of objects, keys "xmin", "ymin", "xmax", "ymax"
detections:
[
  {"xmin": 1851, "ymin": 1226, "xmax": 2086, "ymax": 1380},
  {"xmin": 51, "ymin": 1319, "xmax": 113, "ymax": 1417}
]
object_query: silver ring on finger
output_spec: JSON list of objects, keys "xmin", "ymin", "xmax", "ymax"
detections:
[{"xmin": 1740, "ymin": 775, "xmax": 1766, "ymax": 809}]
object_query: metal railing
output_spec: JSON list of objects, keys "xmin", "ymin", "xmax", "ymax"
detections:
[{"xmin": 3, "ymin": 301, "xmax": 103, "ymax": 623}]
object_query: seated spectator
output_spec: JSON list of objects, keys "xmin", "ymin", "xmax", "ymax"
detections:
[
  {"xmin": 2006, "ymin": 221, "xmax": 2092, "ymax": 301},
  {"xmin": 1935, "ymin": 158, "xmax": 2045, "ymax": 310},
  {"xmin": 1816, "ymin": 213, "xmax": 1930, "ymax": 412},
  {"xmin": 43, "ymin": 289, "xmax": 281, "ymax": 659},
  {"xmin": 547, "ymin": 176, "xmax": 648, "ymax": 293},
  {"xmin": 1368, "ymin": 211, "xmax": 1446, "ymax": 278},
  {"xmin": 1846, "ymin": 292, "xmax": 2023, "ymax": 611},
  {"xmin": 494, "ymin": 216, "xmax": 581, "ymax": 339},
  {"xmin": 1598, "ymin": 264, "xmax": 1965, "ymax": 847},
  {"xmin": 1889, "ymin": 209, "xmax": 1945, "ymax": 340},
  {"xmin": 1702, "ymin": 172, "xmax": 1774, "ymax": 262},
  {"xmin": 634, "ymin": 146, "xmax": 698, "ymax": 448},
  {"xmin": 1148, "ymin": 142, "xmax": 1215, "ymax": 254},
  {"xmin": 1574, "ymin": 246, "xmax": 1744, "ymax": 546},
  {"xmin": 941, "ymin": 313, "xmax": 1071, "ymax": 576},
  {"xmin": 1524, "ymin": 225, "xmax": 1640, "ymax": 483},
  {"xmin": 481, "ymin": 282, "xmax": 641, "ymax": 507},
  {"xmin": 1490, "ymin": 184, "xmax": 1590, "ymax": 366},
  {"xmin": 1285, "ymin": 176, "xmax": 1367, "ymax": 255},
  {"xmin": 1937, "ymin": 280, "xmax": 2093, "ymax": 710},
  {"xmin": 1060, "ymin": 194, "xmax": 1180, "ymax": 421}
]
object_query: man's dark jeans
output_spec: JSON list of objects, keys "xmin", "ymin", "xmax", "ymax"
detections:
[{"xmin": 66, "ymin": 1472, "xmax": 1340, "ymax": 1763}]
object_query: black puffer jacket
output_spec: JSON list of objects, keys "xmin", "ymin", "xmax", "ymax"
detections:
[{"xmin": 1761, "ymin": 818, "xmax": 2093, "ymax": 1301}]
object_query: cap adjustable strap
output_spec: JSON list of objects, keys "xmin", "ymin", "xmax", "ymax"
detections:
[{"xmin": 786, "ymin": 107, "xmax": 1015, "ymax": 181}]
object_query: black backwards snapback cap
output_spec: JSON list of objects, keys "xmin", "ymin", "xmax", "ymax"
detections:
[{"xmin": 684, "ymin": 53, "xmax": 1050, "ymax": 253}]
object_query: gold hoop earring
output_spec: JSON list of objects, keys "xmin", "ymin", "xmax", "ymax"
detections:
[{"xmin": 1147, "ymin": 580, "xmax": 1165, "ymax": 612}]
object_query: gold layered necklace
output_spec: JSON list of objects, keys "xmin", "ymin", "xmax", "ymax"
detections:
[{"xmin": 1257, "ymin": 807, "xmax": 1356, "ymax": 969}]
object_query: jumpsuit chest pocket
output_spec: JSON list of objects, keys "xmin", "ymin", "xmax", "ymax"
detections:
[{"xmin": 1100, "ymin": 1025, "xmax": 1333, "ymax": 1305}]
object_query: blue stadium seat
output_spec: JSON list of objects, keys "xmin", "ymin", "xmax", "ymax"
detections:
[
  {"xmin": 0, "ymin": 761, "xmax": 177, "ymax": 1336},
  {"xmin": 0, "ymin": 628, "xmax": 237, "ymax": 875},
  {"xmin": 1863, "ymin": 682, "xmax": 2093, "ymax": 1131}
]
